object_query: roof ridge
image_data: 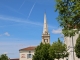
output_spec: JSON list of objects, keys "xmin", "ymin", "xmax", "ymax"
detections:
[{"xmin": 19, "ymin": 46, "xmax": 36, "ymax": 51}]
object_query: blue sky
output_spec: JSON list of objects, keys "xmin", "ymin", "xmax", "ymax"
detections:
[{"xmin": 0, "ymin": 0, "xmax": 63, "ymax": 59}]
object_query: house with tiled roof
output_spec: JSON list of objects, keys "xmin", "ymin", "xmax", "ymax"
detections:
[
  {"xmin": 19, "ymin": 46, "xmax": 36, "ymax": 60},
  {"xmin": 10, "ymin": 58, "xmax": 19, "ymax": 60}
]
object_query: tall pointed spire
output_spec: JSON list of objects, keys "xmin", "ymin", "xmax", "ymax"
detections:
[
  {"xmin": 43, "ymin": 13, "xmax": 48, "ymax": 34},
  {"xmin": 42, "ymin": 13, "xmax": 50, "ymax": 44}
]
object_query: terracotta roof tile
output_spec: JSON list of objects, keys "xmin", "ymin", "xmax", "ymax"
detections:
[
  {"xmin": 10, "ymin": 58, "xmax": 19, "ymax": 60},
  {"xmin": 19, "ymin": 46, "xmax": 36, "ymax": 51}
]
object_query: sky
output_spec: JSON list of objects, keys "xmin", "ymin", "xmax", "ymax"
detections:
[{"xmin": 0, "ymin": 0, "xmax": 63, "ymax": 59}]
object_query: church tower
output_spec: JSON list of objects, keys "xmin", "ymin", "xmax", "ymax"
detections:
[{"xmin": 42, "ymin": 13, "xmax": 50, "ymax": 44}]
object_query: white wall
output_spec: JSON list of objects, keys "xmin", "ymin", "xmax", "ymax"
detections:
[
  {"xmin": 64, "ymin": 31, "xmax": 80, "ymax": 60},
  {"xmin": 19, "ymin": 50, "xmax": 34, "ymax": 60}
]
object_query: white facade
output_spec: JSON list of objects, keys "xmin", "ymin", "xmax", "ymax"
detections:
[
  {"xmin": 64, "ymin": 31, "xmax": 80, "ymax": 60},
  {"xmin": 19, "ymin": 50, "xmax": 35, "ymax": 60}
]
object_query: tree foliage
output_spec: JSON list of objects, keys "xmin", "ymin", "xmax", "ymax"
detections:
[
  {"xmin": 32, "ymin": 43, "xmax": 53, "ymax": 60},
  {"xmin": 49, "ymin": 38, "xmax": 68, "ymax": 60},
  {"xmin": 55, "ymin": 0, "xmax": 80, "ymax": 36},
  {"xmin": 0, "ymin": 54, "xmax": 9, "ymax": 60},
  {"xmin": 75, "ymin": 34, "xmax": 80, "ymax": 58}
]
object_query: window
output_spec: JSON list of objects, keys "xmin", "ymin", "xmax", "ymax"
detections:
[
  {"xmin": 29, "ymin": 51, "xmax": 31, "ymax": 53},
  {"xmin": 44, "ymin": 39, "xmax": 48, "ymax": 42},
  {"xmin": 21, "ymin": 54, "xmax": 25, "ymax": 58},
  {"xmin": 27, "ymin": 54, "xmax": 32, "ymax": 58}
]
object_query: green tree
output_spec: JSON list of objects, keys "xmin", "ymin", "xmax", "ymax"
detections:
[
  {"xmin": 55, "ymin": 0, "xmax": 80, "ymax": 59},
  {"xmin": 0, "ymin": 54, "xmax": 9, "ymax": 60},
  {"xmin": 49, "ymin": 38, "xmax": 68, "ymax": 60},
  {"xmin": 32, "ymin": 43, "xmax": 53, "ymax": 60},
  {"xmin": 55, "ymin": 0, "xmax": 80, "ymax": 31},
  {"xmin": 75, "ymin": 34, "xmax": 80, "ymax": 58}
]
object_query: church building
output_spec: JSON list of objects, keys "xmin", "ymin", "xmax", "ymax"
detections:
[{"xmin": 19, "ymin": 13, "xmax": 50, "ymax": 60}]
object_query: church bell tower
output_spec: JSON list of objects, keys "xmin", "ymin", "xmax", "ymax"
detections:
[{"xmin": 42, "ymin": 13, "xmax": 50, "ymax": 44}]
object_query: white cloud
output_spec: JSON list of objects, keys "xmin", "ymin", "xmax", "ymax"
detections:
[
  {"xmin": 0, "ymin": 32, "xmax": 10, "ymax": 36},
  {"xmin": 52, "ymin": 28, "xmax": 62, "ymax": 34},
  {"xmin": 3, "ymin": 52, "xmax": 8, "ymax": 54},
  {"xmin": 0, "ymin": 15, "xmax": 42, "ymax": 26},
  {"xmin": 19, "ymin": 0, "xmax": 26, "ymax": 10},
  {"xmin": 0, "ymin": 15, "xmax": 54, "ymax": 29},
  {"xmin": 4, "ymin": 32, "xmax": 10, "ymax": 36},
  {"xmin": 27, "ymin": 2, "xmax": 36, "ymax": 19}
]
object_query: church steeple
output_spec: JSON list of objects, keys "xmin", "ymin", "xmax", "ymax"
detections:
[
  {"xmin": 43, "ymin": 13, "xmax": 48, "ymax": 34},
  {"xmin": 42, "ymin": 13, "xmax": 50, "ymax": 44}
]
